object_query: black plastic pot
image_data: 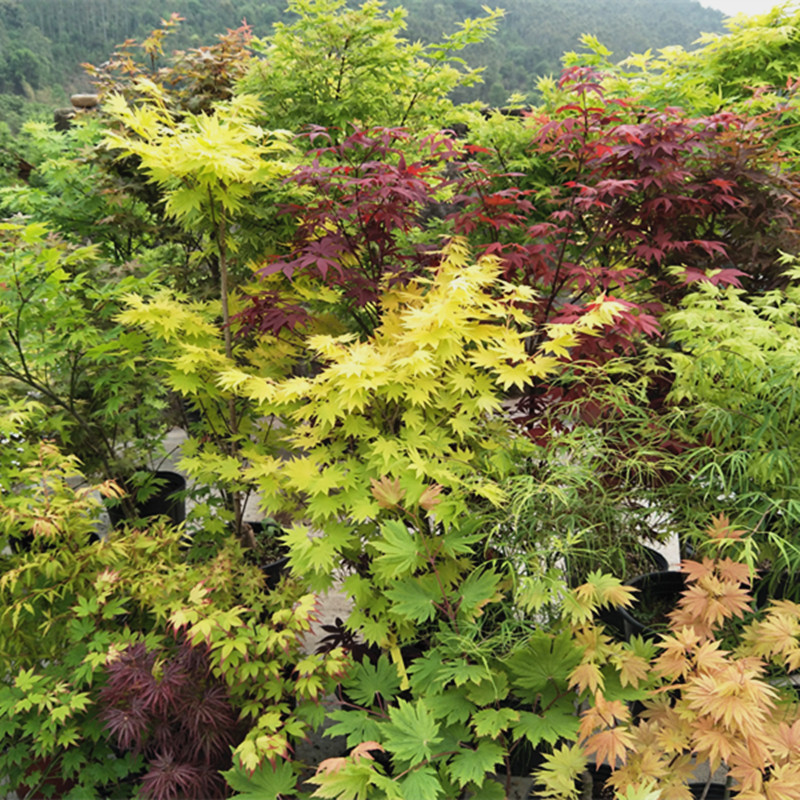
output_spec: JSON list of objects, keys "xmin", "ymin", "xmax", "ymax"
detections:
[
  {"xmin": 596, "ymin": 546, "xmax": 669, "ymax": 636},
  {"xmin": 620, "ymin": 570, "xmax": 686, "ymax": 640},
  {"xmin": 753, "ymin": 570, "xmax": 799, "ymax": 608},
  {"xmin": 244, "ymin": 520, "xmax": 290, "ymax": 589},
  {"xmin": 106, "ymin": 470, "xmax": 186, "ymax": 528}
]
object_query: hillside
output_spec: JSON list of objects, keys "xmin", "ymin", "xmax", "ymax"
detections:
[{"xmin": 0, "ymin": 0, "xmax": 725, "ymax": 126}]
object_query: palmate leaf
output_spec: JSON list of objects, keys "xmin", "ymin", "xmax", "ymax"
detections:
[
  {"xmin": 471, "ymin": 707, "xmax": 520, "ymax": 739},
  {"xmin": 340, "ymin": 655, "xmax": 402, "ymax": 708},
  {"xmin": 533, "ymin": 742, "xmax": 587, "ymax": 800},
  {"xmin": 425, "ymin": 688, "xmax": 476, "ymax": 726},
  {"xmin": 371, "ymin": 518, "xmax": 425, "ymax": 577},
  {"xmin": 223, "ymin": 758, "xmax": 297, "ymax": 799},
  {"xmin": 383, "ymin": 699, "xmax": 443, "ymax": 765},
  {"xmin": 457, "ymin": 568, "xmax": 503, "ymax": 621},
  {"xmin": 511, "ymin": 706, "xmax": 580, "ymax": 747},
  {"xmin": 398, "ymin": 765, "xmax": 442, "ymax": 800},
  {"xmin": 448, "ymin": 740, "xmax": 505, "ymax": 788},
  {"xmin": 384, "ymin": 576, "xmax": 441, "ymax": 623},
  {"xmin": 507, "ymin": 631, "xmax": 583, "ymax": 699},
  {"xmin": 325, "ymin": 709, "xmax": 383, "ymax": 749},
  {"xmin": 307, "ymin": 760, "xmax": 375, "ymax": 800}
]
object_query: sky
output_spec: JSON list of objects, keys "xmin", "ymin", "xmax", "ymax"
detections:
[{"xmin": 699, "ymin": 0, "xmax": 796, "ymax": 16}]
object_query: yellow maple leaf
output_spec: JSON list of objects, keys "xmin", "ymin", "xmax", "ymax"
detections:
[
  {"xmin": 763, "ymin": 763, "xmax": 800, "ymax": 800},
  {"xmin": 617, "ymin": 651, "xmax": 651, "ymax": 689},
  {"xmin": 569, "ymin": 662, "xmax": 604, "ymax": 694}
]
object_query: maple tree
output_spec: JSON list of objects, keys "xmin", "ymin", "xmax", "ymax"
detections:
[
  {"xmin": 100, "ymin": 639, "xmax": 243, "ymax": 800},
  {"xmin": 239, "ymin": 0, "xmax": 502, "ymax": 136},
  {"xmin": 104, "ymin": 86, "xmax": 299, "ymax": 537},
  {"xmin": 498, "ymin": 66, "xmax": 798, "ymax": 363},
  {"xmin": 0, "ymin": 221, "xmax": 170, "ymax": 500},
  {"xmin": 236, "ymin": 126, "xmax": 463, "ymax": 337},
  {"xmin": 533, "ymin": 516, "xmax": 800, "ymax": 800}
]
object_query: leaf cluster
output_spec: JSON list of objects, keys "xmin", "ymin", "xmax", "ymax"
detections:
[{"xmin": 0, "ymin": 221, "xmax": 170, "ymax": 484}]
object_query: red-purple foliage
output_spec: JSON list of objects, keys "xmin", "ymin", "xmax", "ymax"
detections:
[
  {"xmin": 100, "ymin": 639, "xmax": 243, "ymax": 800},
  {"xmin": 462, "ymin": 68, "xmax": 799, "ymax": 338},
  {"xmin": 450, "ymin": 67, "xmax": 800, "ymax": 425},
  {"xmin": 236, "ymin": 69, "xmax": 800, "ymax": 429},
  {"xmin": 236, "ymin": 127, "xmax": 465, "ymax": 337}
]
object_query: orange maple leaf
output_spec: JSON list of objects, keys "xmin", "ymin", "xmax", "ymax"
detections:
[
  {"xmin": 350, "ymin": 741, "xmax": 384, "ymax": 764},
  {"xmin": 706, "ymin": 514, "xmax": 745, "ymax": 541},
  {"xmin": 580, "ymin": 692, "xmax": 630, "ymax": 734},
  {"xmin": 370, "ymin": 476, "xmax": 406, "ymax": 509},
  {"xmin": 682, "ymin": 558, "xmax": 715, "ymax": 584},
  {"xmin": 418, "ymin": 483, "xmax": 444, "ymax": 511},
  {"xmin": 582, "ymin": 727, "xmax": 635, "ymax": 769},
  {"xmin": 716, "ymin": 583, "xmax": 753, "ymax": 620},
  {"xmin": 772, "ymin": 719, "xmax": 800, "ymax": 761},
  {"xmin": 315, "ymin": 756, "xmax": 348, "ymax": 777},
  {"xmin": 654, "ymin": 627, "xmax": 703, "ymax": 679},
  {"xmin": 716, "ymin": 558, "xmax": 752, "ymax": 586},
  {"xmin": 691, "ymin": 716, "xmax": 734, "ymax": 771}
]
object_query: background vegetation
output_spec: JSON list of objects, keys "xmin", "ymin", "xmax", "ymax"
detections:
[{"xmin": 0, "ymin": 0, "xmax": 724, "ymax": 128}]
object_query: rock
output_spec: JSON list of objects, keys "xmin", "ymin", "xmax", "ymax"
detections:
[{"xmin": 70, "ymin": 93, "xmax": 99, "ymax": 109}]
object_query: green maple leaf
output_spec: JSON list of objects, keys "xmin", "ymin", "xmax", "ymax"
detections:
[
  {"xmin": 464, "ymin": 671, "xmax": 509, "ymax": 705},
  {"xmin": 325, "ymin": 709, "xmax": 383, "ymax": 749},
  {"xmin": 383, "ymin": 699, "xmax": 442, "ymax": 765},
  {"xmin": 456, "ymin": 568, "xmax": 502, "ymax": 621},
  {"xmin": 511, "ymin": 706, "xmax": 579, "ymax": 747},
  {"xmin": 471, "ymin": 707, "xmax": 520, "ymax": 739},
  {"xmin": 399, "ymin": 765, "xmax": 442, "ymax": 800},
  {"xmin": 425, "ymin": 688, "xmax": 476, "ymax": 726},
  {"xmin": 340, "ymin": 655, "xmax": 401, "ymax": 707},
  {"xmin": 448, "ymin": 740, "xmax": 505, "ymax": 788},
  {"xmin": 222, "ymin": 758, "xmax": 297, "ymax": 799},
  {"xmin": 507, "ymin": 631, "xmax": 582, "ymax": 699},
  {"xmin": 384, "ymin": 576, "xmax": 440, "ymax": 623},
  {"xmin": 371, "ymin": 519, "xmax": 425, "ymax": 577}
]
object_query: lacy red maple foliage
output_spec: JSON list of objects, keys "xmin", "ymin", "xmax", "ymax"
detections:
[{"xmin": 100, "ymin": 638, "xmax": 244, "ymax": 800}]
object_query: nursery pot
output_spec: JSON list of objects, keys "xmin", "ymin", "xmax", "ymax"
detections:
[
  {"xmin": 243, "ymin": 520, "xmax": 290, "ymax": 590},
  {"xmin": 596, "ymin": 546, "xmax": 669, "ymax": 636},
  {"xmin": 753, "ymin": 570, "xmax": 799, "ymax": 608},
  {"xmin": 106, "ymin": 470, "xmax": 186, "ymax": 528},
  {"xmin": 618, "ymin": 570, "xmax": 686, "ymax": 640}
]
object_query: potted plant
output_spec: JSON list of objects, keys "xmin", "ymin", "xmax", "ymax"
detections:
[{"xmin": 104, "ymin": 88, "xmax": 300, "ymax": 549}]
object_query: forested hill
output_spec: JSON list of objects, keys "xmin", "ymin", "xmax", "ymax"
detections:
[{"xmin": 0, "ymin": 0, "xmax": 724, "ymax": 114}]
